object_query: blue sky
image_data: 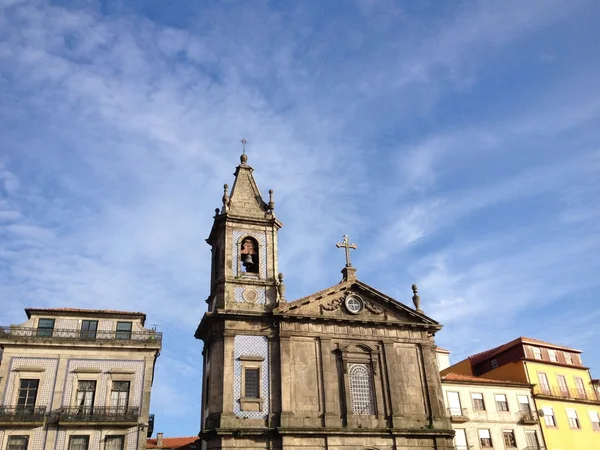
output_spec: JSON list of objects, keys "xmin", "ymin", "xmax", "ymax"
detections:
[{"xmin": 1, "ymin": 0, "xmax": 600, "ymax": 437}]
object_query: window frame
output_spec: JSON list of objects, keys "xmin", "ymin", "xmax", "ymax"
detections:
[
  {"xmin": 17, "ymin": 379, "xmax": 39, "ymax": 410},
  {"xmin": 453, "ymin": 428, "xmax": 468, "ymax": 449},
  {"xmin": 7, "ymin": 436, "xmax": 29, "ymax": 450},
  {"xmin": 566, "ymin": 408, "xmax": 580, "ymax": 429},
  {"xmin": 502, "ymin": 429, "xmax": 517, "ymax": 448},
  {"xmin": 238, "ymin": 355, "xmax": 264, "ymax": 412},
  {"xmin": 490, "ymin": 358, "xmax": 498, "ymax": 369},
  {"xmin": 538, "ymin": 371, "xmax": 551, "ymax": 394},
  {"xmin": 589, "ymin": 410, "xmax": 600, "ymax": 431},
  {"xmin": 68, "ymin": 435, "xmax": 90, "ymax": 450},
  {"xmin": 548, "ymin": 349, "xmax": 558, "ymax": 362},
  {"xmin": 556, "ymin": 374, "xmax": 569, "ymax": 396},
  {"xmin": 494, "ymin": 393, "xmax": 509, "ymax": 412},
  {"xmin": 75, "ymin": 380, "xmax": 96, "ymax": 412},
  {"xmin": 80, "ymin": 320, "xmax": 98, "ymax": 339},
  {"xmin": 348, "ymin": 363, "xmax": 375, "ymax": 415},
  {"xmin": 471, "ymin": 392, "xmax": 485, "ymax": 411},
  {"xmin": 115, "ymin": 321, "xmax": 132, "ymax": 340},
  {"xmin": 36, "ymin": 318, "xmax": 55, "ymax": 337},
  {"xmin": 574, "ymin": 377, "xmax": 587, "ymax": 399},
  {"xmin": 478, "ymin": 429, "xmax": 492, "ymax": 448},
  {"xmin": 542, "ymin": 406, "xmax": 557, "ymax": 427},
  {"xmin": 104, "ymin": 435, "xmax": 125, "ymax": 450},
  {"xmin": 531, "ymin": 346, "xmax": 542, "ymax": 360}
]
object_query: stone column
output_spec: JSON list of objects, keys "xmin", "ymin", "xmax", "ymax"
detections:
[
  {"xmin": 382, "ymin": 341, "xmax": 410, "ymax": 428},
  {"xmin": 279, "ymin": 335, "xmax": 293, "ymax": 426},
  {"xmin": 220, "ymin": 334, "xmax": 236, "ymax": 426},
  {"xmin": 319, "ymin": 337, "xmax": 340, "ymax": 427}
]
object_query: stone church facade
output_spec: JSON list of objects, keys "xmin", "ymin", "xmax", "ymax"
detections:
[{"xmin": 195, "ymin": 153, "xmax": 454, "ymax": 450}]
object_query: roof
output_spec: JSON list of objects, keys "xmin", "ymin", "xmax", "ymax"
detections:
[
  {"xmin": 441, "ymin": 372, "xmax": 533, "ymax": 387},
  {"xmin": 469, "ymin": 336, "xmax": 581, "ymax": 366},
  {"xmin": 436, "ymin": 347, "xmax": 451, "ymax": 354},
  {"xmin": 25, "ymin": 308, "xmax": 147, "ymax": 325},
  {"xmin": 146, "ymin": 437, "xmax": 199, "ymax": 449}
]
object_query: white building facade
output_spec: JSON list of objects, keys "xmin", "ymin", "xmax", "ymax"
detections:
[{"xmin": 0, "ymin": 308, "xmax": 161, "ymax": 450}]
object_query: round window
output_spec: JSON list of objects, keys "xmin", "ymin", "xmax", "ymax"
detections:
[{"xmin": 345, "ymin": 295, "xmax": 363, "ymax": 314}]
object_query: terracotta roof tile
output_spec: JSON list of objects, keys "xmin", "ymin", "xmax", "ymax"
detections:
[
  {"xmin": 442, "ymin": 372, "xmax": 531, "ymax": 386},
  {"xmin": 146, "ymin": 437, "xmax": 198, "ymax": 449}
]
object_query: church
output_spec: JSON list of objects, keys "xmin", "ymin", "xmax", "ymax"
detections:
[{"xmin": 194, "ymin": 152, "xmax": 454, "ymax": 450}]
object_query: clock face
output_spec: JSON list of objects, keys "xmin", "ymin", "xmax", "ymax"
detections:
[{"xmin": 345, "ymin": 295, "xmax": 363, "ymax": 314}]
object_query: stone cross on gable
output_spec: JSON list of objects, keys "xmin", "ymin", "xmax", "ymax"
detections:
[{"xmin": 336, "ymin": 234, "xmax": 357, "ymax": 267}]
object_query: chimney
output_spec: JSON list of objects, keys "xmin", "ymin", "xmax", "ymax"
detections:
[{"xmin": 156, "ymin": 433, "xmax": 163, "ymax": 448}]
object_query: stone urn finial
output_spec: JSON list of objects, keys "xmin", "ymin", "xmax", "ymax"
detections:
[
  {"xmin": 412, "ymin": 284, "xmax": 423, "ymax": 313},
  {"xmin": 277, "ymin": 273, "xmax": 286, "ymax": 301},
  {"xmin": 268, "ymin": 189, "xmax": 275, "ymax": 212}
]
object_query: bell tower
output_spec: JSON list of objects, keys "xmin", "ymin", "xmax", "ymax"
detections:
[{"xmin": 206, "ymin": 151, "xmax": 283, "ymax": 313}]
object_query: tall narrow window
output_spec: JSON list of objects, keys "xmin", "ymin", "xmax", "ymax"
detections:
[
  {"xmin": 525, "ymin": 431, "xmax": 540, "ymax": 448},
  {"xmin": 69, "ymin": 436, "xmax": 89, "ymax": 450},
  {"xmin": 532, "ymin": 346, "xmax": 542, "ymax": 360},
  {"xmin": 36, "ymin": 318, "xmax": 55, "ymax": 337},
  {"xmin": 589, "ymin": 411, "xmax": 600, "ymax": 431},
  {"xmin": 548, "ymin": 349, "xmax": 558, "ymax": 362},
  {"xmin": 111, "ymin": 381, "xmax": 130, "ymax": 412},
  {"xmin": 495, "ymin": 394, "xmax": 509, "ymax": 411},
  {"xmin": 104, "ymin": 436, "xmax": 124, "ymax": 450},
  {"xmin": 17, "ymin": 379, "xmax": 39, "ymax": 411},
  {"xmin": 567, "ymin": 408, "xmax": 580, "ymax": 428},
  {"xmin": 538, "ymin": 372, "xmax": 550, "ymax": 394},
  {"xmin": 348, "ymin": 364, "xmax": 374, "ymax": 415},
  {"xmin": 502, "ymin": 430, "xmax": 517, "ymax": 448},
  {"xmin": 116, "ymin": 322, "xmax": 132, "ymax": 340},
  {"xmin": 76, "ymin": 381, "xmax": 96, "ymax": 413},
  {"xmin": 478, "ymin": 429, "xmax": 492, "ymax": 448},
  {"xmin": 447, "ymin": 391, "xmax": 463, "ymax": 416},
  {"xmin": 244, "ymin": 368, "xmax": 260, "ymax": 399},
  {"xmin": 575, "ymin": 377, "xmax": 587, "ymax": 399},
  {"xmin": 518, "ymin": 395, "xmax": 531, "ymax": 412},
  {"xmin": 7, "ymin": 436, "xmax": 28, "ymax": 450},
  {"xmin": 80, "ymin": 320, "xmax": 98, "ymax": 339},
  {"xmin": 542, "ymin": 406, "xmax": 556, "ymax": 427},
  {"xmin": 471, "ymin": 392, "xmax": 485, "ymax": 411},
  {"xmin": 564, "ymin": 352, "xmax": 574, "ymax": 364},
  {"xmin": 557, "ymin": 375, "xmax": 569, "ymax": 396},
  {"xmin": 453, "ymin": 429, "xmax": 468, "ymax": 450}
]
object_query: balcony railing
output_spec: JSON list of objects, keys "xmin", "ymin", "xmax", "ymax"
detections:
[
  {"xmin": 0, "ymin": 326, "xmax": 161, "ymax": 345},
  {"xmin": 523, "ymin": 447, "xmax": 545, "ymax": 450},
  {"xmin": 533, "ymin": 384, "xmax": 600, "ymax": 403},
  {"xmin": 55, "ymin": 406, "xmax": 140, "ymax": 423},
  {"xmin": 518, "ymin": 410, "xmax": 539, "ymax": 424},
  {"xmin": 447, "ymin": 407, "xmax": 469, "ymax": 422},
  {"xmin": 0, "ymin": 406, "xmax": 47, "ymax": 423}
]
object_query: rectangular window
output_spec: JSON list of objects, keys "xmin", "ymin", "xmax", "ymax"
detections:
[
  {"xmin": 104, "ymin": 436, "xmax": 124, "ymax": 450},
  {"xmin": 471, "ymin": 392, "xmax": 485, "ymax": 411},
  {"xmin": 80, "ymin": 320, "xmax": 98, "ymax": 339},
  {"xmin": 525, "ymin": 431, "xmax": 539, "ymax": 447},
  {"xmin": 548, "ymin": 349, "xmax": 558, "ymax": 362},
  {"xmin": 111, "ymin": 381, "xmax": 130, "ymax": 411},
  {"xmin": 478, "ymin": 429, "xmax": 492, "ymax": 448},
  {"xmin": 348, "ymin": 363, "xmax": 374, "ymax": 415},
  {"xmin": 543, "ymin": 406, "xmax": 556, "ymax": 427},
  {"xmin": 564, "ymin": 352, "xmax": 574, "ymax": 364},
  {"xmin": 557, "ymin": 375, "xmax": 569, "ymax": 396},
  {"xmin": 532, "ymin": 346, "xmax": 542, "ymax": 360},
  {"xmin": 589, "ymin": 411, "xmax": 600, "ymax": 431},
  {"xmin": 538, "ymin": 372, "xmax": 550, "ymax": 394},
  {"xmin": 495, "ymin": 393, "xmax": 509, "ymax": 412},
  {"xmin": 567, "ymin": 408, "xmax": 580, "ymax": 429},
  {"xmin": 116, "ymin": 322, "xmax": 132, "ymax": 339},
  {"xmin": 453, "ymin": 429, "xmax": 468, "ymax": 450},
  {"xmin": 502, "ymin": 430, "xmax": 517, "ymax": 448},
  {"xmin": 7, "ymin": 436, "xmax": 28, "ymax": 450},
  {"xmin": 76, "ymin": 380, "xmax": 96, "ymax": 413},
  {"xmin": 36, "ymin": 318, "xmax": 55, "ymax": 337},
  {"xmin": 575, "ymin": 377, "xmax": 587, "ymax": 399},
  {"xmin": 518, "ymin": 395, "xmax": 531, "ymax": 412},
  {"xmin": 69, "ymin": 436, "xmax": 89, "ymax": 450},
  {"xmin": 244, "ymin": 368, "xmax": 260, "ymax": 399},
  {"xmin": 447, "ymin": 391, "xmax": 463, "ymax": 416},
  {"xmin": 17, "ymin": 379, "xmax": 39, "ymax": 409},
  {"xmin": 491, "ymin": 358, "xmax": 498, "ymax": 369}
]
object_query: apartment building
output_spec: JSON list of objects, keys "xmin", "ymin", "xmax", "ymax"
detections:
[
  {"xmin": 441, "ymin": 372, "xmax": 543, "ymax": 449},
  {"xmin": 442, "ymin": 337, "xmax": 600, "ymax": 450},
  {"xmin": 0, "ymin": 308, "xmax": 161, "ymax": 450}
]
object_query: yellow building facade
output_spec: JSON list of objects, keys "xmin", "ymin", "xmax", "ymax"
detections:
[{"xmin": 442, "ymin": 337, "xmax": 600, "ymax": 450}]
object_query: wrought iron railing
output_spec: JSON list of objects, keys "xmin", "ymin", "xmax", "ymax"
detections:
[
  {"xmin": 447, "ymin": 407, "xmax": 469, "ymax": 421},
  {"xmin": 0, "ymin": 326, "xmax": 161, "ymax": 345},
  {"xmin": 0, "ymin": 406, "xmax": 47, "ymax": 422},
  {"xmin": 55, "ymin": 406, "xmax": 140, "ymax": 423},
  {"xmin": 518, "ymin": 410, "xmax": 539, "ymax": 423},
  {"xmin": 533, "ymin": 384, "xmax": 600, "ymax": 402}
]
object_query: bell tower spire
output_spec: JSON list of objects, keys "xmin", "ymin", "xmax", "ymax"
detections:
[{"xmin": 205, "ymin": 149, "xmax": 283, "ymax": 313}]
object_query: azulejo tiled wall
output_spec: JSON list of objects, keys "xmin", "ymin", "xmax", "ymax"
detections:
[
  {"xmin": 234, "ymin": 286, "xmax": 267, "ymax": 305},
  {"xmin": 2, "ymin": 357, "xmax": 59, "ymax": 409},
  {"xmin": 233, "ymin": 335, "xmax": 269, "ymax": 419},
  {"xmin": 61, "ymin": 359, "xmax": 145, "ymax": 408},
  {"xmin": 55, "ymin": 427, "xmax": 138, "ymax": 450},
  {"xmin": 232, "ymin": 230, "xmax": 267, "ymax": 277}
]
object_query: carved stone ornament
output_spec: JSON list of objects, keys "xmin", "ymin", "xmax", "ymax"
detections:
[
  {"xmin": 242, "ymin": 288, "xmax": 258, "ymax": 304},
  {"xmin": 364, "ymin": 300, "xmax": 384, "ymax": 315},
  {"xmin": 320, "ymin": 297, "xmax": 343, "ymax": 312}
]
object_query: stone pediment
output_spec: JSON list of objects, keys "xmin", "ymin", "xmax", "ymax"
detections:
[{"xmin": 274, "ymin": 279, "xmax": 440, "ymax": 329}]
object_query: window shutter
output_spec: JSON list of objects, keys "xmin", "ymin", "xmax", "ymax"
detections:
[{"xmin": 478, "ymin": 429, "xmax": 491, "ymax": 439}]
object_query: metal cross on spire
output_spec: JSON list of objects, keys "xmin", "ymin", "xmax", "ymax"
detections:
[
  {"xmin": 336, "ymin": 234, "xmax": 357, "ymax": 267},
  {"xmin": 240, "ymin": 138, "xmax": 248, "ymax": 154}
]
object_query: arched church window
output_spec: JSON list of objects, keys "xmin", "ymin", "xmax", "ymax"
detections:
[
  {"xmin": 349, "ymin": 363, "xmax": 374, "ymax": 415},
  {"xmin": 240, "ymin": 237, "xmax": 259, "ymax": 274}
]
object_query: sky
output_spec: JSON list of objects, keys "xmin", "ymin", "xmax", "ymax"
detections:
[{"xmin": 1, "ymin": 0, "xmax": 600, "ymax": 437}]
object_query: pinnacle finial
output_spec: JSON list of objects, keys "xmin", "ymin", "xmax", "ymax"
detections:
[
  {"xmin": 240, "ymin": 138, "xmax": 248, "ymax": 164},
  {"xmin": 268, "ymin": 189, "xmax": 275, "ymax": 212},
  {"xmin": 412, "ymin": 284, "xmax": 423, "ymax": 313},
  {"xmin": 221, "ymin": 183, "xmax": 230, "ymax": 213}
]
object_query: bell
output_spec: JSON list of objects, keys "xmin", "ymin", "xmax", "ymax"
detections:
[{"xmin": 242, "ymin": 254, "xmax": 254, "ymax": 266}]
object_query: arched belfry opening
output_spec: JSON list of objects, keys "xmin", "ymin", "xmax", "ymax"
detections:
[{"xmin": 240, "ymin": 236, "xmax": 259, "ymax": 274}]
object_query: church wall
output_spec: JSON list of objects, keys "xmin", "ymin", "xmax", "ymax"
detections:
[
  {"xmin": 233, "ymin": 335, "xmax": 269, "ymax": 419},
  {"xmin": 290, "ymin": 338, "xmax": 321, "ymax": 414}
]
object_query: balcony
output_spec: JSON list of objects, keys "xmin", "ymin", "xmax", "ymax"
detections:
[
  {"xmin": 0, "ymin": 406, "xmax": 47, "ymax": 425},
  {"xmin": 0, "ymin": 326, "xmax": 162, "ymax": 346},
  {"xmin": 518, "ymin": 410, "xmax": 539, "ymax": 424},
  {"xmin": 533, "ymin": 384, "xmax": 600, "ymax": 404},
  {"xmin": 447, "ymin": 407, "xmax": 469, "ymax": 423},
  {"xmin": 523, "ymin": 447, "xmax": 545, "ymax": 450},
  {"xmin": 54, "ymin": 406, "xmax": 140, "ymax": 425}
]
